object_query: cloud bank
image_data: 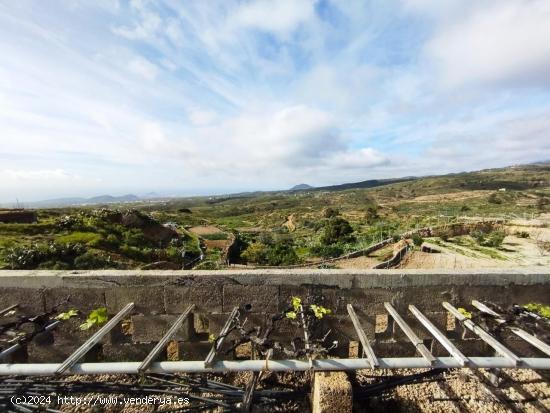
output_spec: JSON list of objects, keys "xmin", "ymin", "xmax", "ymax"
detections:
[{"xmin": 0, "ymin": 0, "xmax": 549, "ymax": 202}]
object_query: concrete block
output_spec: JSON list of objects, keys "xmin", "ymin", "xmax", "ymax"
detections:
[
  {"xmin": 279, "ymin": 286, "xmax": 310, "ymax": 312},
  {"xmin": 312, "ymin": 288, "xmax": 339, "ymax": 312},
  {"xmin": 500, "ymin": 334, "xmax": 543, "ymax": 357},
  {"xmin": 178, "ymin": 341, "xmax": 212, "ymax": 360},
  {"xmin": 267, "ymin": 316, "xmax": 302, "ymax": 342},
  {"xmin": 392, "ymin": 311, "xmax": 448, "ymax": 341},
  {"xmin": 400, "ymin": 287, "xmax": 458, "ymax": 312},
  {"xmin": 323, "ymin": 315, "xmax": 374, "ymax": 341},
  {"xmin": 456, "ymin": 286, "xmax": 512, "ymax": 308},
  {"xmin": 27, "ymin": 342, "xmax": 100, "ymax": 363},
  {"xmin": 206, "ymin": 312, "xmax": 266, "ymax": 338},
  {"xmin": 105, "ymin": 287, "xmax": 164, "ymax": 314},
  {"xmin": 311, "ymin": 371, "xmax": 352, "ymax": 413},
  {"xmin": 334, "ymin": 288, "xmax": 393, "ymax": 315},
  {"xmin": 164, "ymin": 286, "xmax": 222, "ymax": 313},
  {"xmin": 44, "ymin": 288, "xmax": 105, "ymax": 313},
  {"xmin": 373, "ymin": 340, "xmax": 416, "ymax": 357},
  {"xmin": 102, "ymin": 343, "xmax": 156, "ymax": 362},
  {"xmin": 131, "ymin": 315, "xmax": 191, "ymax": 343},
  {"xmin": 52, "ymin": 317, "xmax": 102, "ymax": 347},
  {"xmin": 223, "ymin": 285, "xmax": 279, "ymax": 313},
  {"xmin": 193, "ymin": 313, "xmax": 209, "ymax": 334},
  {"xmin": 0, "ymin": 287, "xmax": 45, "ymax": 315},
  {"xmin": 452, "ymin": 338, "xmax": 490, "ymax": 356}
]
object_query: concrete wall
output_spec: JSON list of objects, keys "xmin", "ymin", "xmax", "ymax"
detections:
[{"xmin": 0, "ymin": 269, "xmax": 548, "ymax": 363}]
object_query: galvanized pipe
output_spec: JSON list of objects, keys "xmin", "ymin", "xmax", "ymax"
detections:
[{"xmin": 1, "ymin": 357, "xmax": 550, "ymax": 375}]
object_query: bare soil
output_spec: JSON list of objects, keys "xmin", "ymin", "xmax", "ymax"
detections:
[{"xmin": 188, "ymin": 225, "xmax": 224, "ymax": 235}]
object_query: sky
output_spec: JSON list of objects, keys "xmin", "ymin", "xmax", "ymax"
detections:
[{"xmin": 1, "ymin": 0, "xmax": 550, "ymax": 203}]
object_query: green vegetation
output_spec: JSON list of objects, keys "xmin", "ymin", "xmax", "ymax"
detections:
[
  {"xmin": 320, "ymin": 217, "xmax": 355, "ymax": 245},
  {"xmin": 0, "ymin": 163, "xmax": 548, "ymax": 269},
  {"xmin": 471, "ymin": 229, "xmax": 506, "ymax": 248},
  {"xmin": 412, "ymin": 233, "xmax": 424, "ymax": 247},
  {"xmin": 524, "ymin": 303, "xmax": 550, "ymax": 318},
  {"xmin": 79, "ymin": 308, "xmax": 109, "ymax": 330},
  {"xmin": 457, "ymin": 307, "xmax": 472, "ymax": 319}
]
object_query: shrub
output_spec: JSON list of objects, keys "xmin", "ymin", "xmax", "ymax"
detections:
[
  {"xmin": 241, "ymin": 242, "xmax": 268, "ymax": 264},
  {"xmin": 320, "ymin": 217, "xmax": 355, "ymax": 245},
  {"xmin": 266, "ymin": 243, "xmax": 299, "ymax": 266},
  {"xmin": 226, "ymin": 233, "xmax": 249, "ymax": 264},
  {"xmin": 6, "ymin": 242, "xmax": 87, "ymax": 269},
  {"xmin": 123, "ymin": 229, "xmax": 149, "ymax": 247},
  {"xmin": 471, "ymin": 230, "xmax": 485, "ymax": 244},
  {"xmin": 412, "ymin": 233, "xmax": 424, "ymax": 247},
  {"xmin": 472, "ymin": 230, "xmax": 506, "ymax": 248},
  {"xmin": 488, "ymin": 193, "xmax": 502, "ymax": 204},
  {"xmin": 515, "ymin": 231, "xmax": 530, "ymax": 238},
  {"xmin": 310, "ymin": 243, "xmax": 344, "ymax": 259},
  {"xmin": 74, "ymin": 252, "xmax": 113, "ymax": 269},
  {"xmin": 322, "ymin": 207, "xmax": 339, "ymax": 218},
  {"xmin": 56, "ymin": 231, "xmax": 102, "ymax": 246},
  {"xmin": 483, "ymin": 230, "xmax": 506, "ymax": 248},
  {"xmin": 201, "ymin": 232, "xmax": 228, "ymax": 240},
  {"xmin": 365, "ymin": 206, "xmax": 379, "ymax": 224}
]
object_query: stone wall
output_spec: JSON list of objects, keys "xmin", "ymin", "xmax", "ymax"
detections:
[
  {"xmin": 0, "ymin": 209, "xmax": 37, "ymax": 224},
  {"xmin": 0, "ymin": 269, "xmax": 548, "ymax": 363}
]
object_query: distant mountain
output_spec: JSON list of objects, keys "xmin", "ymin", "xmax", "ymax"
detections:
[
  {"xmin": 22, "ymin": 194, "xmax": 141, "ymax": 208},
  {"xmin": 290, "ymin": 183, "xmax": 314, "ymax": 190},
  {"xmin": 88, "ymin": 194, "xmax": 139, "ymax": 203},
  {"xmin": 313, "ymin": 177, "xmax": 417, "ymax": 192}
]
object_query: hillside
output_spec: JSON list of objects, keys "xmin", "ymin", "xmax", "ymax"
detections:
[{"xmin": 0, "ymin": 163, "xmax": 548, "ymax": 271}]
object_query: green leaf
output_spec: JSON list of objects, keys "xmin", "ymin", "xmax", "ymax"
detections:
[
  {"xmin": 208, "ymin": 334, "xmax": 217, "ymax": 343},
  {"xmin": 285, "ymin": 311, "xmax": 297, "ymax": 320},
  {"xmin": 457, "ymin": 307, "xmax": 472, "ymax": 319},
  {"xmin": 524, "ymin": 303, "xmax": 550, "ymax": 318},
  {"xmin": 291, "ymin": 296, "xmax": 301, "ymax": 311},
  {"xmin": 310, "ymin": 304, "xmax": 331, "ymax": 319},
  {"xmin": 55, "ymin": 309, "xmax": 79, "ymax": 321},
  {"xmin": 79, "ymin": 307, "xmax": 109, "ymax": 330}
]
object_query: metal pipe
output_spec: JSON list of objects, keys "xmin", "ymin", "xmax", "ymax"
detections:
[
  {"xmin": 471, "ymin": 300, "xmax": 550, "ymax": 357},
  {"xmin": 205, "ymin": 307, "xmax": 239, "ymax": 367},
  {"xmin": 385, "ymin": 302, "xmax": 436, "ymax": 364},
  {"xmin": 1, "ymin": 358, "xmax": 550, "ymax": 375},
  {"xmin": 347, "ymin": 304, "xmax": 378, "ymax": 368},
  {"xmin": 408, "ymin": 305, "xmax": 469, "ymax": 366},
  {"xmin": 0, "ymin": 321, "xmax": 60, "ymax": 360},
  {"xmin": 443, "ymin": 302, "xmax": 521, "ymax": 365},
  {"xmin": 55, "ymin": 302, "xmax": 135, "ymax": 374},
  {"xmin": 138, "ymin": 304, "xmax": 195, "ymax": 373}
]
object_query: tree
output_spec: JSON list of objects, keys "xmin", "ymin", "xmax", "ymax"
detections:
[
  {"xmin": 241, "ymin": 242, "xmax": 268, "ymax": 264},
  {"xmin": 412, "ymin": 233, "xmax": 424, "ymax": 247},
  {"xmin": 365, "ymin": 206, "xmax": 379, "ymax": 224},
  {"xmin": 266, "ymin": 243, "xmax": 299, "ymax": 266},
  {"xmin": 488, "ymin": 193, "xmax": 502, "ymax": 204},
  {"xmin": 322, "ymin": 207, "xmax": 339, "ymax": 218},
  {"xmin": 320, "ymin": 217, "xmax": 355, "ymax": 245}
]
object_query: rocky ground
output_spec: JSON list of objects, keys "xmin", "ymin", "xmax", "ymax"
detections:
[{"xmin": 356, "ymin": 368, "xmax": 550, "ymax": 413}]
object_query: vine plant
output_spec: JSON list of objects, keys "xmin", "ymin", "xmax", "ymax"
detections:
[{"xmin": 214, "ymin": 296, "xmax": 337, "ymax": 359}]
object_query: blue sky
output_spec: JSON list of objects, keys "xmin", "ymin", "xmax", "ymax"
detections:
[{"xmin": 1, "ymin": 0, "xmax": 550, "ymax": 202}]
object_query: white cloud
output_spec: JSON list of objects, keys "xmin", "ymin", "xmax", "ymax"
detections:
[
  {"xmin": 232, "ymin": 0, "xmax": 317, "ymax": 37},
  {"xmin": 128, "ymin": 56, "xmax": 159, "ymax": 80},
  {"xmin": 187, "ymin": 108, "xmax": 218, "ymax": 126},
  {"xmin": 3, "ymin": 169, "xmax": 79, "ymax": 183},
  {"xmin": 424, "ymin": 0, "xmax": 550, "ymax": 88},
  {"xmin": 326, "ymin": 148, "xmax": 389, "ymax": 169}
]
